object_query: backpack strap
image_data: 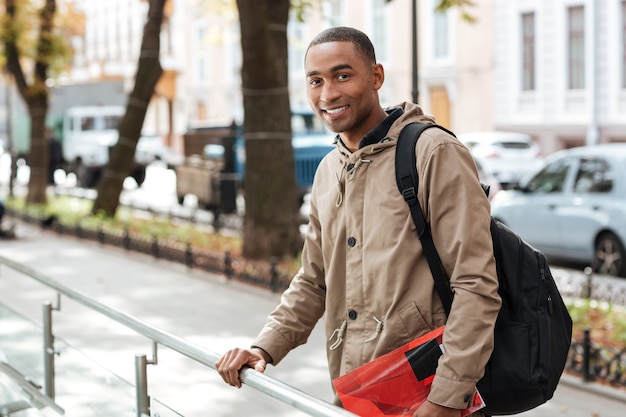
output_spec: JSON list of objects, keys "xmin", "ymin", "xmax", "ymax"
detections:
[{"xmin": 395, "ymin": 122, "xmax": 454, "ymax": 316}]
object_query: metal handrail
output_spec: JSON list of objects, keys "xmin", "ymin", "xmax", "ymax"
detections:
[{"xmin": 0, "ymin": 254, "xmax": 357, "ymax": 417}]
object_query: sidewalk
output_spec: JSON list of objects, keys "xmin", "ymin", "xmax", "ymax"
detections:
[{"xmin": 0, "ymin": 220, "xmax": 625, "ymax": 417}]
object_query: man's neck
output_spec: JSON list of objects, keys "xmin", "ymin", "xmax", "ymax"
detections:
[{"xmin": 340, "ymin": 107, "xmax": 388, "ymax": 152}]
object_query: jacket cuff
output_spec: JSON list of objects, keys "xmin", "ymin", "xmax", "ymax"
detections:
[
  {"xmin": 428, "ymin": 373, "xmax": 478, "ymax": 410},
  {"xmin": 252, "ymin": 325, "xmax": 293, "ymax": 366}
]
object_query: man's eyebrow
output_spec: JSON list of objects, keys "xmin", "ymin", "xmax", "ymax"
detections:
[{"xmin": 306, "ymin": 64, "xmax": 354, "ymax": 78}]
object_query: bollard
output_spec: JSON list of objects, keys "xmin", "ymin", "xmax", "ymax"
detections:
[
  {"xmin": 582, "ymin": 328, "xmax": 591, "ymax": 382},
  {"xmin": 185, "ymin": 241, "xmax": 193, "ymax": 267},
  {"xmin": 583, "ymin": 266, "xmax": 593, "ymax": 299},
  {"xmin": 75, "ymin": 220, "xmax": 82, "ymax": 239},
  {"xmin": 152, "ymin": 234, "xmax": 159, "ymax": 259},
  {"xmin": 270, "ymin": 257, "xmax": 279, "ymax": 292},
  {"xmin": 124, "ymin": 226, "xmax": 131, "ymax": 250},
  {"xmin": 224, "ymin": 249, "xmax": 232, "ymax": 279},
  {"xmin": 97, "ymin": 225, "xmax": 105, "ymax": 244}
]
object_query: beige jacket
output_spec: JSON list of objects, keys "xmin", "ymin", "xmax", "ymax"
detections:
[{"xmin": 253, "ymin": 102, "xmax": 501, "ymax": 409}]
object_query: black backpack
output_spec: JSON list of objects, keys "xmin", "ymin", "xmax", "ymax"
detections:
[{"xmin": 395, "ymin": 123, "xmax": 573, "ymax": 416}]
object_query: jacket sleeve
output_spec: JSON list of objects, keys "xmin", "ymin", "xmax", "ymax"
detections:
[
  {"xmin": 251, "ymin": 196, "xmax": 327, "ymax": 365},
  {"xmin": 417, "ymin": 132, "xmax": 502, "ymax": 409}
]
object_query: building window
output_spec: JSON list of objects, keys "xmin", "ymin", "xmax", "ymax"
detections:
[
  {"xmin": 567, "ymin": 5, "xmax": 585, "ymax": 90},
  {"xmin": 288, "ymin": 15, "xmax": 306, "ymax": 75},
  {"xmin": 433, "ymin": 9, "xmax": 449, "ymax": 59},
  {"xmin": 195, "ymin": 26, "xmax": 208, "ymax": 83},
  {"xmin": 371, "ymin": 0, "xmax": 387, "ymax": 62},
  {"xmin": 521, "ymin": 12, "xmax": 536, "ymax": 91}
]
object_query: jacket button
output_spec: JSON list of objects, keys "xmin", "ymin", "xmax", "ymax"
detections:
[
  {"xmin": 347, "ymin": 237, "xmax": 356, "ymax": 247},
  {"xmin": 348, "ymin": 309, "xmax": 357, "ymax": 320}
]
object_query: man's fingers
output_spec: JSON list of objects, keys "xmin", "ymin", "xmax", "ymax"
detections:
[
  {"xmin": 254, "ymin": 360, "xmax": 267, "ymax": 373},
  {"xmin": 217, "ymin": 348, "xmax": 267, "ymax": 388},
  {"xmin": 217, "ymin": 349, "xmax": 245, "ymax": 388}
]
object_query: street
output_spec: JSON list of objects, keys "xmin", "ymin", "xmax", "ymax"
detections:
[{"xmin": 0, "ymin": 222, "xmax": 625, "ymax": 417}]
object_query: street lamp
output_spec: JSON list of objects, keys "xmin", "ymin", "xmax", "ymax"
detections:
[
  {"xmin": 386, "ymin": 0, "xmax": 419, "ymax": 103},
  {"xmin": 412, "ymin": 0, "xmax": 419, "ymax": 104}
]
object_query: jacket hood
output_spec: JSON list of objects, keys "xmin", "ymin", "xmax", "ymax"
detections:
[{"xmin": 387, "ymin": 102, "xmax": 437, "ymax": 139}]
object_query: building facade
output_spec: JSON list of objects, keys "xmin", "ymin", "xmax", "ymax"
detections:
[
  {"xmin": 493, "ymin": 0, "xmax": 626, "ymax": 153},
  {"xmin": 5, "ymin": 0, "xmax": 624, "ymax": 158}
]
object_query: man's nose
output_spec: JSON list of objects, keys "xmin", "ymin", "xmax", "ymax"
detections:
[{"xmin": 320, "ymin": 81, "xmax": 340, "ymax": 102}]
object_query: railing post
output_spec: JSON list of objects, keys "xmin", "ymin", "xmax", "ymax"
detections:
[
  {"xmin": 43, "ymin": 297, "xmax": 60, "ymax": 400},
  {"xmin": 135, "ymin": 354, "xmax": 150, "ymax": 417},
  {"xmin": 135, "ymin": 342, "xmax": 158, "ymax": 417}
]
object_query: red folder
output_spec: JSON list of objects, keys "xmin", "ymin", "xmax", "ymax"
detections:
[{"xmin": 333, "ymin": 326, "xmax": 484, "ymax": 417}]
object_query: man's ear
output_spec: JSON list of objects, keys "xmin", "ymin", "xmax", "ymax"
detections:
[{"xmin": 372, "ymin": 63, "xmax": 385, "ymax": 90}]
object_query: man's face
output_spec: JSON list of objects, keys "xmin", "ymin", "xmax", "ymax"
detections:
[{"xmin": 305, "ymin": 41, "xmax": 384, "ymax": 144}]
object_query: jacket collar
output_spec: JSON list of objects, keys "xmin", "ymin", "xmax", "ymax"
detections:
[{"xmin": 335, "ymin": 107, "xmax": 404, "ymax": 151}]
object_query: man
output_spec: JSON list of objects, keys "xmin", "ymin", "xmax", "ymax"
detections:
[{"xmin": 217, "ymin": 27, "xmax": 501, "ymax": 417}]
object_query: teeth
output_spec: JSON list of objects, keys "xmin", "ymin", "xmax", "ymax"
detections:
[{"xmin": 326, "ymin": 106, "xmax": 347, "ymax": 115}]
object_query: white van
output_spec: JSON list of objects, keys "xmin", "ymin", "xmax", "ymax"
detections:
[{"xmin": 61, "ymin": 106, "xmax": 162, "ymax": 187}]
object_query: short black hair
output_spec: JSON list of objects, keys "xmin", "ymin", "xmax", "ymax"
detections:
[{"xmin": 306, "ymin": 26, "xmax": 376, "ymax": 64}]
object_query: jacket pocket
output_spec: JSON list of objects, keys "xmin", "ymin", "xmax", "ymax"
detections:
[{"xmin": 396, "ymin": 301, "xmax": 433, "ymax": 338}]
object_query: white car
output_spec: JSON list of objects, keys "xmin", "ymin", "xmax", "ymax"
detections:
[
  {"xmin": 458, "ymin": 131, "xmax": 544, "ymax": 188},
  {"xmin": 490, "ymin": 144, "xmax": 626, "ymax": 277}
]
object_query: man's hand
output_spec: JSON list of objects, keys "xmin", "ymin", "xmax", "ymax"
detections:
[
  {"xmin": 216, "ymin": 348, "xmax": 269, "ymax": 388},
  {"xmin": 414, "ymin": 400, "xmax": 462, "ymax": 417}
]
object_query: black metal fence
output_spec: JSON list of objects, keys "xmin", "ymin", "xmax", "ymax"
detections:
[
  {"xmin": 6, "ymin": 208, "xmax": 291, "ymax": 293},
  {"xmin": 567, "ymin": 329, "xmax": 626, "ymax": 387}
]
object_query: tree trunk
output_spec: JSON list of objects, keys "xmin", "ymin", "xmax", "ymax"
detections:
[
  {"xmin": 26, "ymin": 96, "xmax": 50, "ymax": 203},
  {"xmin": 3, "ymin": 0, "xmax": 56, "ymax": 205},
  {"xmin": 91, "ymin": 0, "xmax": 165, "ymax": 217},
  {"xmin": 236, "ymin": 0, "xmax": 302, "ymax": 260}
]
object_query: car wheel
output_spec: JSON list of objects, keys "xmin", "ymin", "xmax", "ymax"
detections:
[{"xmin": 593, "ymin": 232, "xmax": 626, "ymax": 278}]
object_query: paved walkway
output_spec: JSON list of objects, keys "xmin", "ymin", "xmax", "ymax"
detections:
[{"xmin": 0, "ymin": 220, "xmax": 625, "ymax": 417}]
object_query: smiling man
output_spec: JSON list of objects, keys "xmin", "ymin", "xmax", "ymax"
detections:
[{"xmin": 217, "ymin": 27, "xmax": 501, "ymax": 417}]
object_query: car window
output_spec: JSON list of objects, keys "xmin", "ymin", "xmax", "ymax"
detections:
[
  {"xmin": 573, "ymin": 157, "xmax": 613, "ymax": 193},
  {"xmin": 495, "ymin": 141, "xmax": 531, "ymax": 150},
  {"xmin": 525, "ymin": 158, "xmax": 570, "ymax": 193}
]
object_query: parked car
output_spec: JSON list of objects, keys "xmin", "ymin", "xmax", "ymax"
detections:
[
  {"xmin": 490, "ymin": 143, "xmax": 626, "ymax": 277},
  {"xmin": 458, "ymin": 131, "xmax": 543, "ymax": 188},
  {"xmin": 474, "ymin": 158, "xmax": 501, "ymax": 199},
  {"xmin": 234, "ymin": 112, "xmax": 335, "ymax": 204}
]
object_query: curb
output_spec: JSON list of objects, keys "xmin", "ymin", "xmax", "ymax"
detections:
[{"xmin": 559, "ymin": 373, "xmax": 626, "ymax": 403}]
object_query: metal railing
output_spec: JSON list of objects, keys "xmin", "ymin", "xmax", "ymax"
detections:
[{"xmin": 0, "ymin": 254, "xmax": 356, "ymax": 417}]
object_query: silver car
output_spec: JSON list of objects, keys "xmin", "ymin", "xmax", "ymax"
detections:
[
  {"xmin": 490, "ymin": 143, "xmax": 626, "ymax": 277},
  {"xmin": 458, "ymin": 131, "xmax": 544, "ymax": 188}
]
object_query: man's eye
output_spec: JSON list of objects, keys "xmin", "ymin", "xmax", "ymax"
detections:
[
  {"xmin": 337, "ymin": 74, "xmax": 349, "ymax": 80},
  {"xmin": 309, "ymin": 78, "xmax": 321, "ymax": 86}
]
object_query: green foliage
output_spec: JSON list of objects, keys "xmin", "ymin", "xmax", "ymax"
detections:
[
  {"xmin": 6, "ymin": 195, "xmax": 243, "ymax": 255},
  {"xmin": 6, "ymin": 194, "xmax": 305, "ymax": 278},
  {"xmin": 0, "ymin": 0, "xmax": 73, "ymax": 79},
  {"xmin": 567, "ymin": 298, "xmax": 626, "ymax": 347},
  {"xmin": 290, "ymin": 0, "xmax": 315, "ymax": 22},
  {"xmin": 435, "ymin": 0, "xmax": 476, "ymax": 22}
]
